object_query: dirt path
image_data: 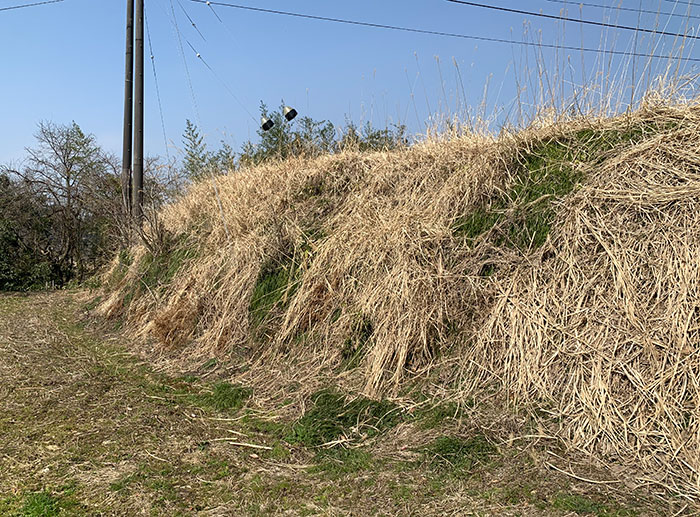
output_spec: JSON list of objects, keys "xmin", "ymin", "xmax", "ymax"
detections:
[{"xmin": 0, "ymin": 292, "xmax": 678, "ymax": 516}]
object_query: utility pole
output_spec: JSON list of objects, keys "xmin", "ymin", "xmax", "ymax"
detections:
[
  {"xmin": 121, "ymin": 0, "xmax": 134, "ymax": 215},
  {"xmin": 132, "ymin": 0, "xmax": 145, "ymax": 223}
]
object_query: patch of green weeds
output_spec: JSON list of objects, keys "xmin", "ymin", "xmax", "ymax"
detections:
[
  {"xmin": 115, "ymin": 242, "xmax": 189, "ymax": 311},
  {"xmin": 10, "ymin": 487, "xmax": 84, "ymax": 517},
  {"xmin": 287, "ymin": 388, "xmax": 402, "ymax": 446},
  {"xmin": 110, "ymin": 464, "xmax": 182, "ymax": 506},
  {"xmin": 250, "ymin": 230, "xmax": 325, "ymax": 334},
  {"xmin": 139, "ymin": 244, "xmax": 196, "ymax": 292},
  {"xmin": 453, "ymin": 209, "xmax": 502, "ymax": 244},
  {"xmin": 109, "ymin": 472, "xmax": 139, "ymax": 493},
  {"xmin": 416, "ymin": 401, "xmax": 471, "ymax": 430},
  {"xmin": 148, "ymin": 478, "xmax": 178, "ymax": 506},
  {"xmin": 200, "ymin": 382, "xmax": 252, "ymax": 411},
  {"xmin": 494, "ymin": 483, "xmax": 539, "ymax": 506},
  {"xmin": 265, "ymin": 440, "xmax": 292, "ymax": 460},
  {"xmin": 249, "ymin": 257, "xmax": 299, "ymax": 331},
  {"xmin": 389, "ymin": 481, "xmax": 415, "ymax": 502},
  {"xmin": 308, "ymin": 447, "xmax": 374, "ymax": 477},
  {"xmin": 82, "ymin": 276, "xmax": 102, "ymax": 290},
  {"xmin": 423, "ymin": 434, "xmax": 497, "ymax": 474},
  {"xmin": 0, "ymin": 496, "xmax": 18, "ymax": 515},
  {"xmin": 118, "ymin": 248, "xmax": 133, "ymax": 267},
  {"xmin": 240, "ymin": 413, "xmax": 289, "ymax": 438},
  {"xmin": 82, "ymin": 295, "xmax": 102, "ymax": 312},
  {"xmin": 107, "ymin": 249, "xmax": 133, "ymax": 288},
  {"xmin": 552, "ymin": 493, "xmax": 638, "ymax": 516},
  {"xmin": 202, "ymin": 358, "xmax": 218, "ymax": 369},
  {"xmin": 340, "ymin": 315, "xmax": 373, "ymax": 369},
  {"xmin": 20, "ymin": 492, "xmax": 60, "ymax": 517},
  {"xmin": 207, "ymin": 459, "xmax": 233, "ymax": 481},
  {"xmin": 453, "ymin": 120, "xmax": 672, "ymax": 252}
]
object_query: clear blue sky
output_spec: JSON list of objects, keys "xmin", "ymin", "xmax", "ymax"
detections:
[{"xmin": 1, "ymin": 0, "xmax": 698, "ymax": 164}]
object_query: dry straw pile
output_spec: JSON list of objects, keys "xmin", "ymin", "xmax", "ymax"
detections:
[{"xmin": 100, "ymin": 99, "xmax": 700, "ymax": 498}]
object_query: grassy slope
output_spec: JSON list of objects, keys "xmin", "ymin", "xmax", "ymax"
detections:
[
  {"xmin": 97, "ymin": 102, "xmax": 700, "ymax": 504},
  {"xmin": 0, "ymin": 291, "xmax": 670, "ymax": 516}
]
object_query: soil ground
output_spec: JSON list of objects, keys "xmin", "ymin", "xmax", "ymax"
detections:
[{"xmin": 0, "ymin": 291, "xmax": 688, "ymax": 516}]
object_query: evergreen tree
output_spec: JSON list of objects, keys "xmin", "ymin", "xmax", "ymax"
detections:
[{"xmin": 182, "ymin": 119, "xmax": 209, "ymax": 180}]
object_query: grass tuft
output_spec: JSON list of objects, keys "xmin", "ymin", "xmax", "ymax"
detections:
[
  {"xmin": 309, "ymin": 448, "xmax": 374, "ymax": 477},
  {"xmin": 424, "ymin": 435, "xmax": 497, "ymax": 474},
  {"xmin": 416, "ymin": 401, "xmax": 471, "ymax": 430},
  {"xmin": 201, "ymin": 382, "xmax": 253, "ymax": 411},
  {"xmin": 288, "ymin": 388, "xmax": 402, "ymax": 446},
  {"xmin": 249, "ymin": 257, "xmax": 298, "ymax": 331},
  {"xmin": 21, "ymin": 492, "xmax": 59, "ymax": 517},
  {"xmin": 552, "ymin": 492, "xmax": 638, "ymax": 516}
]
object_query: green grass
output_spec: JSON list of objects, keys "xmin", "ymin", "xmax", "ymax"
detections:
[
  {"xmin": 416, "ymin": 401, "xmax": 471, "ymax": 430},
  {"xmin": 423, "ymin": 435, "xmax": 497, "ymax": 474},
  {"xmin": 249, "ymin": 257, "xmax": 299, "ymax": 331},
  {"xmin": 453, "ymin": 121, "xmax": 671, "ymax": 252},
  {"xmin": 339, "ymin": 315, "xmax": 373, "ymax": 369},
  {"xmin": 20, "ymin": 492, "xmax": 60, "ymax": 517},
  {"xmin": 201, "ymin": 382, "xmax": 253, "ymax": 411},
  {"xmin": 0, "ymin": 488, "xmax": 85, "ymax": 517},
  {"xmin": 308, "ymin": 448, "xmax": 375, "ymax": 477},
  {"xmin": 139, "ymin": 245, "xmax": 195, "ymax": 292},
  {"xmin": 552, "ymin": 493, "xmax": 638, "ymax": 516},
  {"xmin": 240, "ymin": 412, "xmax": 289, "ymax": 438},
  {"xmin": 454, "ymin": 136, "xmax": 582, "ymax": 250},
  {"xmin": 287, "ymin": 388, "xmax": 403, "ymax": 446},
  {"xmin": 106, "ymin": 249, "xmax": 133, "ymax": 288}
]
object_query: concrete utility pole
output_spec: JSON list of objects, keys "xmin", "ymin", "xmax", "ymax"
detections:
[
  {"xmin": 121, "ymin": 0, "xmax": 134, "ymax": 215},
  {"xmin": 132, "ymin": 0, "xmax": 145, "ymax": 223}
]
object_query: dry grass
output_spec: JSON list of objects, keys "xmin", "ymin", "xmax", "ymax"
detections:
[
  {"xmin": 99, "ymin": 97, "xmax": 700, "ymax": 503},
  {"xmin": 463, "ymin": 105, "xmax": 700, "ymax": 499},
  {"xmin": 3, "ymin": 291, "xmax": 668, "ymax": 516}
]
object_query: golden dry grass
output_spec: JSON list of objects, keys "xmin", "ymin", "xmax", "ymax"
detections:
[{"xmin": 100, "ymin": 98, "xmax": 700, "ymax": 502}]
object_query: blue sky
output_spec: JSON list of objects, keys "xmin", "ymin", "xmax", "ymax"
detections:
[{"xmin": 1, "ymin": 0, "xmax": 698, "ymax": 164}]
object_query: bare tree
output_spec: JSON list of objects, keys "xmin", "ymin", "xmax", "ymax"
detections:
[{"xmin": 12, "ymin": 121, "xmax": 112, "ymax": 280}]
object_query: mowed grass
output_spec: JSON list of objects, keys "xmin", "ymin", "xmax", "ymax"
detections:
[{"xmin": 0, "ymin": 291, "xmax": 670, "ymax": 516}]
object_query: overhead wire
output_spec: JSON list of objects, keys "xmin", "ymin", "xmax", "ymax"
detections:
[
  {"xmin": 163, "ymin": 0, "xmax": 233, "ymax": 239},
  {"xmin": 0, "ymin": 0, "xmax": 63, "ymax": 12},
  {"xmin": 446, "ymin": 0, "xmax": 700, "ymax": 41},
  {"xmin": 183, "ymin": 40, "xmax": 256, "ymax": 121},
  {"xmin": 200, "ymin": 0, "xmax": 240, "ymax": 45},
  {"xmin": 543, "ymin": 0, "xmax": 700, "ymax": 22},
  {"xmin": 166, "ymin": 0, "xmax": 201, "ymax": 124},
  {"xmin": 176, "ymin": 0, "xmax": 206, "ymax": 41},
  {"xmin": 660, "ymin": 0, "xmax": 697, "ymax": 7},
  {"xmin": 144, "ymin": 4, "xmax": 172, "ymax": 166},
  {"xmin": 171, "ymin": 0, "xmax": 253, "ymax": 120},
  {"xmin": 189, "ymin": 0, "xmax": 700, "ymax": 62}
]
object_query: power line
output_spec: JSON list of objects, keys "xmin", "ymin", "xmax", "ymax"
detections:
[
  {"xmin": 203, "ymin": 1, "xmax": 241, "ymax": 46},
  {"xmin": 167, "ymin": 0, "xmax": 202, "ymax": 125},
  {"xmin": 544, "ymin": 0, "xmax": 700, "ymax": 22},
  {"xmin": 0, "ymin": 0, "xmax": 63, "ymax": 12},
  {"xmin": 190, "ymin": 0, "xmax": 700, "ymax": 62},
  {"xmin": 184, "ymin": 40, "xmax": 256, "ymax": 121},
  {"xmin": 145, "ymin": 4, "xmax": 171, "ymax": 165},
  {"xmin": 660, "ymin": 0, "xmax": 697, "ymax": 7},
  {"xmin": 447, "ymin": 0, "xmax": 700, "ymax": 41},
  {"xmin": 176, "ymin": 0, "xmax": 206, "ymax": 42},
  {"xmin": 163, "ymin": 2, "xmax": 232, "ymax": 238}
]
